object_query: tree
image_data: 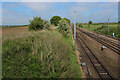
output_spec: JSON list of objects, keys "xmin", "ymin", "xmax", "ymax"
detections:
[
  {"xmin": 88, "ymin": 21, "xmax": 93, "ymax": 24},
  {"xmin": 29, "ymin": 17, "xmax": 50, "ymax": 31},
  {"xmin": 58, "ymin": 19, "xmax": 70, "ymax": 37},
  {"xmin": 63, "ymin": 18, "xmax": 70, "ymax": 24},
  {"xmin": 88, "ymin": 21, "xmax": 93, "ymax": 29},
  {"xmin": 50, "ymin": 16, "xmax": 61, "ymax": 26},
  {"xmin": 29, "ymin": 17, "xmax": 44, "ymax": 31}
]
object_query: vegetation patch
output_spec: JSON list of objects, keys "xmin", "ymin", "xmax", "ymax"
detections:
[
  {"xmin": 77, "ymin": 23, "xmax": 119, "ymax": 38},
  {"xmin": 2, "ymin": 30, "xmax": 81, "ymax": 78},
  {"xmin": 29, "ymin": 17, "xmax": 50, "ymax": 31},
  {"xmin": 50, "ymin": 16, "xmax": 61, "ymax": 26},
  {"xmin": 57, "ymin": 19, "xmax": 71, "ymax": 37}
]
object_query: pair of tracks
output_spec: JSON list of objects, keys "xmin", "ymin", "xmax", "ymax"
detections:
[
  {"xmin": 77, "ymin": 28, "xmax": 120, "ymax": 55},
  {"xmin": 76, "ymin": 32, "xmax": 113, "ymax": 79},
  {"xmin": 93, "ymin": 31, "xmax": 119, "ymax": 41}
]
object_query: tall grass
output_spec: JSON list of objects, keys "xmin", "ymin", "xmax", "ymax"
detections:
[{"xmin": 2, "ymin": 30, "xmax": 81, "ymax": 78}]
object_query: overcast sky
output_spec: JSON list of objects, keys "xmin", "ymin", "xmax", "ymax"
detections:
[{"xmin": 1, "ymin": 1, "xmax": 119, "ymax": 25}]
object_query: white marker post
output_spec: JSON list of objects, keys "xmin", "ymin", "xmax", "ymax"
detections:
[
  {"xmin": 112, "ymin": 33, "xmax": 114, "ymax": 37},
  {"xmin": 74, "ymin": 11, "xmax": 76, "ymax": 48}
]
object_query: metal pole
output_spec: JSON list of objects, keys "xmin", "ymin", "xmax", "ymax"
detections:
[
  {"xmin": 70, "ymin": 23, "xmax": 72, "ymax": 29},
  {"xmin": 74, "ymin": 11, "xmax": 76, "ymax": 48},
  {"xmin": 108, "ymin": 18, "xmax": 109, "ymax": 34}
]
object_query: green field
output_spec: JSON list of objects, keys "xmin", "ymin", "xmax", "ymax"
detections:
[
  {"xmin": 2, "ymin": 28, "xmax": 81, "ymax": 78},
  {"xmin": 77, "ymin": 23, "xmax": 119, "ymax": 38}
]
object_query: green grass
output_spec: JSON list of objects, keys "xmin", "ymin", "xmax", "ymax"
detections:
[
  {"xmin": 77, "ymin": 23, "xmax": 119, "ymax": 38},
  {"xmin": 2, "ymin": 29, "xmax": 81, "ymax": 78}
]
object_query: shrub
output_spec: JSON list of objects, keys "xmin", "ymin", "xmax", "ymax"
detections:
[
  {"xmin": 50, "ymin": 16, "xmax": 61, "ymax": 26},
  {"xmin": 43, "ymin": 20, "xmax": 50, "ymax": 30},
  {"xmin": 29, "ymin": 17, "xmax": 44, "ymax": 31},
  {"xmin": 58, "ymin": 19, "xmax": 70, "ymax": 37},
  {"xmin": 77, "ymin": 23, "xmax": 82, "ymax": 28},
  {"xmin": 63, "ymin": 18, "xmax": 70, "ymax": 24},
  {"xmin": 29, "ymin": 17, "xmax": 51, "ymax": 31}
]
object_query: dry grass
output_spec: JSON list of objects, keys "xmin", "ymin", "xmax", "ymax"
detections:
[
  {"xmin": 2, "ymin": 26, "xmax": 28, "ymax": 35},
  {"xmin": 2, "ymin": 27, "xmax": 48, "ymax": 42}
]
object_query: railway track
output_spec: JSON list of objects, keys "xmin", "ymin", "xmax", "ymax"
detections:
[
  {"xmin": 77, "ymin": 28, "xmax": 120, "ymax": 54},
  {"xmin": 94, "ymin": 31, "xmax": 120, "ymax": 41},
  {"xmin": 76, "ymin": 28, "xmax": 119, "ymax": 46},
  {"xmin": 83, "ymin": 31, "xmax": 119, "ymax": 47},
  {"xmin": 77, "ymin": 28, "xmax": 119, "ymax": 47},
  {"xmin": 76, "ymin": 32, "xmax": 113, "ymax": 79}
]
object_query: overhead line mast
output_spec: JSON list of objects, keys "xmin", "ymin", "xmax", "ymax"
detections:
[{"xmin": 74, "ymin": 11, "xmax": 76, "ymax": 48}]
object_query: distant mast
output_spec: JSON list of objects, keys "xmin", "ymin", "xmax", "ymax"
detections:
[{"xmin": 108, "ymin": 18, "xmax": 109, "ymax": 34}]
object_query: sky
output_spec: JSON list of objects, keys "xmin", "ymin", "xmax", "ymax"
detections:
[{"xmin": 1, "ymin": 1, "xmax": 119, "ymax": 25}]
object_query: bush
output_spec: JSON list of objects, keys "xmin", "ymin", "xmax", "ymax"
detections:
[
  {"xmin": 29, "ymin": 17, "xmax": 50, "ymax": 31},
  {"xmin": 43, "ymin": 20, "xmax": 50, "ymax": 30},
  {"xmin": 63, "ymin": 18, "xmax": 70, "ymax": 24},
  {"xmin": 29, "ymin": 17, "xmax": 44, "ymax": 31},
  {"xmin": 50, "ymin": 16, "xmax": 61, "ymax": 26},
  {"xmin": 77, "ymin": 23, "xmax": 82, "ymax": 28},
  {"xmin": 57, "ymin": 19, "xmax": 70, "ymax": 37}
]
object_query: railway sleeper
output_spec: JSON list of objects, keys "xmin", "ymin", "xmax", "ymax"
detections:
[
  {"xmin": 99, "ymin": 73, "xmax": 108, "ymax": 75},
  {"xmin": 94, "ymin": 64, "xmax": 101, "ymax": 66},
  {"xmin": 95, "ymin": 67, "xmax": 107, "ymax": 72}
]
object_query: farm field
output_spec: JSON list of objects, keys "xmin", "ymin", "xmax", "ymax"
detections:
[
  {"xmin": 77, "ymin": 23, "xmax": 119, "ymax": 38},
  {"xmin": 2, "ymin": 26, "xmax": 28, "ymax": 36},
  {"xmin": 2, "ymin": 26, "xmax": 81, "ymax": 78}
]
